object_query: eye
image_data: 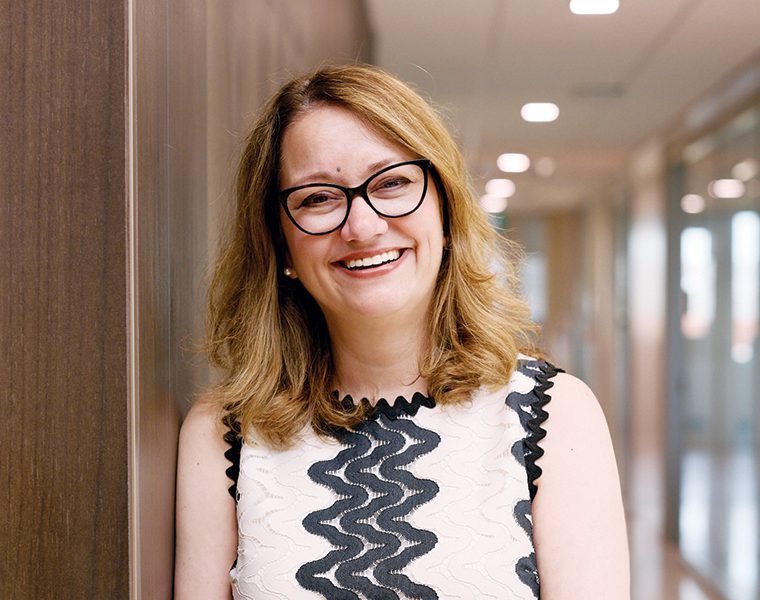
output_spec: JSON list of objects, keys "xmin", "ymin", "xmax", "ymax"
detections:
[
  {"xmin": 382, "ymin": 177, "xmax": 409, "ymax": 188},
  {"xmin": 371, "ymin": 176, "xmax": 411, "ymax": 194},
  {"xmin": 298, "ymin": 190, "xmax": 342, "ymax": 208}
]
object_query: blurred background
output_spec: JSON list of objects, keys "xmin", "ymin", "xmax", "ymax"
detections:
[{"xmin": 3, "ymin": 1, "xmax": 759, "ymax": 598}]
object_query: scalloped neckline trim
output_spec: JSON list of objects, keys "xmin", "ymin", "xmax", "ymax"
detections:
[{"xmin": 332, "ymin": 390, "xmax": 436, "ymax": 420}]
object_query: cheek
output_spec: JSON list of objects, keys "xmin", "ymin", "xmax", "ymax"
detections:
[
  {"xmin": 281, "ymin": 226, "xmax": 330, "ymax": 283},
  {"xmin": 280, "ymin": 216, "xmax": 303, "ymax": 268},
  {"xmin": 424, "ymin": 196, "xmax": 446, "ymax": 250}
]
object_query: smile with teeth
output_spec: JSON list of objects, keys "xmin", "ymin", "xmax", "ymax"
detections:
[{"xmin": 342, "ymin": 249, "xmax": 402, "ymax": 270}]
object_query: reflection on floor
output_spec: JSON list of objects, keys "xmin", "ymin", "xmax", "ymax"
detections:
[
  {"xmin": 679, "ymin": 450, "xmax": 758, "ymax": 600},
  {"xmin": 630, "ymin": 511, "xmax": 725, "ymax": 600},
  {"xmin": 628, "ymin": 454, "xmax": 727, "ymax": 600}
]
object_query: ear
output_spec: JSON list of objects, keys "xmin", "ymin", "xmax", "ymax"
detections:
[{"xmin": 282, "ymin": 249, "xmax": 298, "ymax": 279}]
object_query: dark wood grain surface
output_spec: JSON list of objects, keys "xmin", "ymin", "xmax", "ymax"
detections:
[{"xmin": 0, "ymin": 1, "xmax": 129, "ymax": 598}]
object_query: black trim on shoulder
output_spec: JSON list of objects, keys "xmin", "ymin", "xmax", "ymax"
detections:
[
  {"xmin": 524, "ymin": 360, "xmax": 563, "ymax": 501},
  {"xmin": 223, "ymin": 420, "xmax": 242, "ymax": 502},
  {"xmin": 506, "ymin": 359, "xmax": 564, "ymax": 501}
]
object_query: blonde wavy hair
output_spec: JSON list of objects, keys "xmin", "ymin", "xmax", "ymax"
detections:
[{"xmin": 207, "ymin": 64, "xmax": 537, "ymax": 447}]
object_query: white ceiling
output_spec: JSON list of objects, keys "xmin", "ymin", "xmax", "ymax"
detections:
[{"xmin": 366, "ymin": 0, "xmax": 760, "ymax": 212}]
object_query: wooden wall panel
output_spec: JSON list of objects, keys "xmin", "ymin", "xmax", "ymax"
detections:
[
  {"xmin": 0, "ymin": 1, "xmax": 129, "ymax": 598},
  {"xmin": 203, "ymin": 0, "xmax": 373, "ymax": 299}
]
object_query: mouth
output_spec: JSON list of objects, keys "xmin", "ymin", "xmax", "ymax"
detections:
[{"xmin": 339, "ymin": 249, "xmax": 403, "ymax": 271}]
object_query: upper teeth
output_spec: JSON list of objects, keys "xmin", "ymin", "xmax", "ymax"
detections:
[{"xmin": 345, "ymin": 249, "xmax": 400, "ymax": 269}]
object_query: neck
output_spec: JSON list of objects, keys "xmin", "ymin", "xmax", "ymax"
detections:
[{"xmin": 325, "ymin": 313, "xmax": 428, "ymax": 405}]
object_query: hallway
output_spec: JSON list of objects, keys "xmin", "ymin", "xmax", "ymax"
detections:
[{"xmin": 4, "ymin": 1, "xmax": 759, "ymax": 597}]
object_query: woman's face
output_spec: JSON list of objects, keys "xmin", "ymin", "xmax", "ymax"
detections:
[{"xmin": 278, "ymin": 104, "xmax": 445, "ymax": 327}]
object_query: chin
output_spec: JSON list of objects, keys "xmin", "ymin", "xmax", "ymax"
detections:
[{"xmin": 334, "ymin": 290, "xmax": 421, "ymax": 322}]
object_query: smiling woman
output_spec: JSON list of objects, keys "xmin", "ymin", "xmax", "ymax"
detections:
[
  {"xmin": 174, "ymin": 64, "xmax": 630, "ymax": 600},
  {"xmin": 279, "ymin": 105, "xmax": 444, "ymax": 334}
]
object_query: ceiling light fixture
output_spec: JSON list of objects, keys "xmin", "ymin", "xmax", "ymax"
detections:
[
  {"xmin": 681, "ymin": 194, "xmax": 706, "ymax": 214},
  {"xmin": 496, "ymin": 153, "xmax": 530, "ymax": 173},
  {"xmin": 485, "ymin": 178, "xmax": 516, "ymax": 198},
  {"xmin": 708, "ymin": 179, "xmax": 745, "ymax": 199},
  {"xmin": 521, "ymin": 103, "xmax": 559, "ymax": 123},
  {"xmin": 534, "ymin": 157, "xmax": 556, "ymax": 177},
  {"xmin": 569, "ymin": 0, "xmax": 620, "ymax": 15},
  {"xmin": 479, "ymin": 194, "xmax": 509, "ymax": 214},
  {"xmin": 731, "ymin": 159, "xmax": 759, "ymax": 182}
]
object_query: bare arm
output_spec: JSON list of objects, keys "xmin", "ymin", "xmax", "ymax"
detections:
[
  {"xmin": 532, "ymin": 372, "xmax": 630, "ymax": 599},
  {"xmin": 174, "ymin": 399, "xmax": 238, "ymax": 600}
]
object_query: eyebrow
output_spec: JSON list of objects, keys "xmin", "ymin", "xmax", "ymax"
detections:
[{"xmin": 289, "ymin": 158, "xmax": 400, "ymax": 188}]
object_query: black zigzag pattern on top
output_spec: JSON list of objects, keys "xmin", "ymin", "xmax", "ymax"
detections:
[
  {"xmin": 505, "ymin": 359, "xmax": 563, "ymax": 500},
  {"xmin": 505, "ymin": 358, "xmax": 563, "ymax": 599},
  {"xmin": 514, "ymin": 499, "xmax": 540, "ymax": 596},
  {"xmin": 296, "ymin": 413, "xmax": 441, "ymax": 600}
]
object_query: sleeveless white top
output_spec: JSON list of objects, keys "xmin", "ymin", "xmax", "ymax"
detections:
[{"xmin": 224, "ymin": 357, "xmax": 560, "ymax": 599}]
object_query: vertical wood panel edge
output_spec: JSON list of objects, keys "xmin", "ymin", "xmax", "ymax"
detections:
[{"xmin": 127, "ymin": 0, "xmax": 141, "ymax": 598}]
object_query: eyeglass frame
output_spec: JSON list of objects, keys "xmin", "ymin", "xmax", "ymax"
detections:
[{"xmin": 278, "ymin": 158, "xmax": 432, "ymax": 236}]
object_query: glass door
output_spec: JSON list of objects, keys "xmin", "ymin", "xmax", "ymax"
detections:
[{"xmin": 670, "ymin": 104, "xmax": 760, "ymax": 600}]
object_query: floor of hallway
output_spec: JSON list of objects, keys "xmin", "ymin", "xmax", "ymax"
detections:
[
  {"xmin": 630, "ymin": 513, "xmax": 725, "ymax": 600},
  {"xmin": 627, "ymin": 455, "xmax": 727, "ymax": 600}
]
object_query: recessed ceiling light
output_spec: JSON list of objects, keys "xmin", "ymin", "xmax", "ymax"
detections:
[
  {"xmin": 681, "ymin": 194, "xmax": 706, "ymax": 214},
  {"xmin": 485, "ymin": 178, "xmax": 516, "ymax": 198},
  {"xmin": 521, "ymin": 103, "xmax": 559, "ymax": 123},
  {"xmin": 569, "ymin": 0, "xmax": 620, "ymax": 15},
  {"xmin": 708, "ymin": 179, "xmax": 745, "ymax": 199},
  {"xmin": 731, "ymin": 159, "xmax": 759, "ymax": 182},
  {"xmin": 496, "ymin": 153, "xmax": 530, "ymax": 173},
  {"xmin": 479, "ymin": 194, "xmax": 509, "ymax": 214},
  {"xmin": 534, "ymin": 157, "xmax": 556, "ymax": 177}
]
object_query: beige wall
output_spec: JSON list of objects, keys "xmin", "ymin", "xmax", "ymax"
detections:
[
  {"xmin": 542, "ymin": 212, "xmax": 584, "ymax": 371},
  {"xmin": 582, "ymin": 193, "xmax": 628, "ymax": 476},
  {"xmin": 624, "ymin": 139, "xmax": 670, "ymax": 600},
  {"xmin": 520, "ymin": 200, "xmax": 628, "ymax": 471},
  {"xmin": 626, "ymin": 139, "xmax": 669, "ymax": 491},
  {"xmin": 129, "ymin": 1, "xmax": 371, "ymax": 597}
]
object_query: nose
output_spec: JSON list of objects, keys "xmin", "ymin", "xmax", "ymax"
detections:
[{"xmin": 340, "ymin": 195, "xmax": 388, "ymax": 242}]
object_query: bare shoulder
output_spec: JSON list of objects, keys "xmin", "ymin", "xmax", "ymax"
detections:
[
  {"xmin": 175, "ymin": 395, "xmax": 237, "ymax": 600},
  {"xmin": 179, "ymin": 396, "xmax": 228, "ymax": 452},
  {"xmin": 540, "ymin": 372, "xmax": 611, "ymax": 461},
  {"xmin": 176, "ymin": 393, "xmax": 235, "ymax": 504},
  {"xmin": 536, "ymin": 370, "xmax": 620, "ymax": 500},
  {"xmin": 532, "ymin": 371, "xmax": 630, "ymax": 599}
]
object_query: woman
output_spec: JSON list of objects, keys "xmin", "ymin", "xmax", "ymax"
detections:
[{"xmin": 175, "ymin": 64, "xmax": 629, "ymax": 599}]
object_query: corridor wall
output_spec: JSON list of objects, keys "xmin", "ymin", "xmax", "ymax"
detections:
[
  {"xmin": 1, "ymin": 3, "xmax": 130, "ymax": 598},
  {"xmin": 1, "ymin": 1, "xmax": 370, "ymax": 597}
]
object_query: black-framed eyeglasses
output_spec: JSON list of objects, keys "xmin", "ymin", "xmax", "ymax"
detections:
[{"xmin": 279, "ymin": 159, "xmax": 432, "ymax": 236}]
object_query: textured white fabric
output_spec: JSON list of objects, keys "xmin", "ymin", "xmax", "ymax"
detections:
[{"xmin": 230, "ymin": 360, "xmax": 547, "ymax": 600}]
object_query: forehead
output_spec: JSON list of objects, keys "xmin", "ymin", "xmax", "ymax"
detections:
[{"xmin": 279, "ymin": 105, "xmax": 413, "ymax": 186}]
